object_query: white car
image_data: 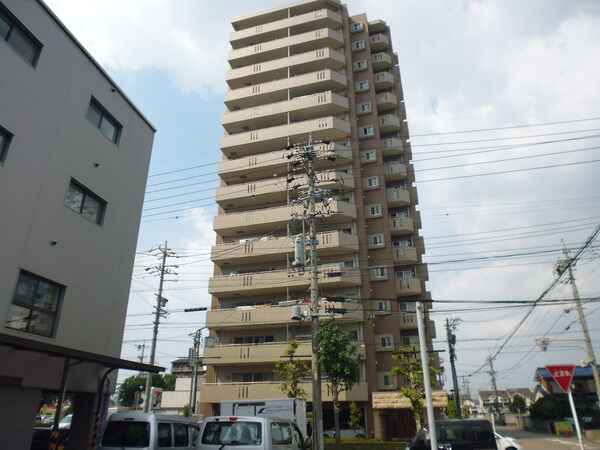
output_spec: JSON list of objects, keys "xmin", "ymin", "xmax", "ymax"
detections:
[{"xmin": 495, "ymin": 432, "xmax": 522, "ymax": 450}]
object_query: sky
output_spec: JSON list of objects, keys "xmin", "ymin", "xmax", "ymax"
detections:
[{"xmin": 44, "ymin": 0, "xmax": 600, "ymax": 397}]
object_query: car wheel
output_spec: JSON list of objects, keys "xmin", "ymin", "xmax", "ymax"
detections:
[
  {"xmin": 505, "ymin": 447, "xmax": 517, "ymax": 450},
  {"xmin": 356, "ymin": 434, "xmax": 365, "ymax": 439}
]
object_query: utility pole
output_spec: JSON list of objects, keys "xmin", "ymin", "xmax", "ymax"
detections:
[
  {"xmin": 558, "ymin": 242, "xmax": 600, "ymax": 409},
  {"xmin": 287, "ymin": 139, "xmax": 333, "ymax": 450},
  {"xmin": 446, "ymin": 318, "xmax": 461, "ymax": 418},
  {"xmin": 416, "ymin": 302, "xmax": 438, "ymax": 450},
  {"xmin": 461, "ymin": 376, "xmax": 471, "ymax": 400},
  {"xmin": 488, "ymin": 356, "xmax": 500, "ymax": 413},
  {"xmin": 188, "ymin": 329, "xmax": 202, "ymax": 414},
  {"xmin": 136, "ymin": 342, "xmax": 146, "ymax": 364},
  {"xmin": 143, "ymin": 241, "xmax": 176, "ymax": 413}
]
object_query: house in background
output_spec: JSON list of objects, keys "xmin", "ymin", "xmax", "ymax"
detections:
[
  {"xmin": 478, "ymin": 388, "xmax": 534, "ymax": 414},
  {"xmin": 160, "ymin": 357, "xmax": 207, "ymax": 415},
  {"xmin": 535, "ymin": 365, "xmax": 599, "ymax": 402},
  {"xmin": 0, "ymin": 1, "xmax": 159, "ymax": 448}
]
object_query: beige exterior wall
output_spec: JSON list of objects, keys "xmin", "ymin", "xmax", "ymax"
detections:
[{"xmin": 206, "ymin": 0, "xmax": 436, "ymax": 441}]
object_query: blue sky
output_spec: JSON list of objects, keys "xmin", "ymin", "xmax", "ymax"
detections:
[{"xmin": 45, "ymin": 0, "xmax": 600, "ymax": 395}]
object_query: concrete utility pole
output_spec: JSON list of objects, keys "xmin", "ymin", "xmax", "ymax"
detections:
[
  {"xmin": 446, "ymin": 318, "xmax": 461, "ymax": 418},
  {"xmin": 143, "ymin": 242, "xmax": 176, "ymax": 412},
  {"xmin": 488, "ymin": 356, "xmax": 500, "ymax": 412},
  {"xmin": 287, "ymin": 139, "xmax": 333, "ymax": 450},
  {"xmin": 559, "ymin": 243, "xmax": 600, "ymax": 409},
  {"xmin": 188, "ymin": 329, "xmax": 202, "ymax": 414},
  {"xmin": 416, "ymin": 302, "xmax": 438, "ymax": 450}
]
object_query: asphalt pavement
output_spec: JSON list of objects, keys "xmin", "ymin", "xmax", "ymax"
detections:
[{"xmin": 496, "ymin": 425, "xmax": 600, "ymax": 450}]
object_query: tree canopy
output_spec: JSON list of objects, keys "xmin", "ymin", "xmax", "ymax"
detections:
[{"xmin": 274, "ymin": 340, "xmax": 311, "ymax": 398}]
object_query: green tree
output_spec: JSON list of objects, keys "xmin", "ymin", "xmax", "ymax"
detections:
[
  {"xmin": 162, "ymin": 374, "xmax": 177, "ymax": 391},
  {"xmin": 509, "ymin": 394, "xmax": 527, "ymax": 414},
  {"xmin": 315, "ymin": 320, "xmax": 360, "ymax": 450},
  {"xmin": 348, "ymin": 401, "xmax": 363, "ymax": 437},
  {"xmin": 273, "ymin": 340, "xmax": 311, "ymax": 398},
  {"xmin": 389, "ymin": 345, "xmax": 440, "ymax": 429},
  {"xmin": 119, "ymin": 374, "xmax": 170, "ymax": 407}
]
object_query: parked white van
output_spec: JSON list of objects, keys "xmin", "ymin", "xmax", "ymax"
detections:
[
  {"xmin": 196, "ymin": 416, "xmax": 310, "ymax": 449},
  {"xmin": 99, "ymin": 412, "xmax": 199, "ymax": 449}
]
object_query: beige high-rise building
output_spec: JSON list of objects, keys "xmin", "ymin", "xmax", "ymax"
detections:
[{"xmin": 202, "ymin": 0, "xmax": 437, "ymax": 440}]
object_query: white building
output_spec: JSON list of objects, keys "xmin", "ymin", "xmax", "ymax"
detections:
[{"xmin": 0, "ymin": 1, "xmax": 159, "ymax": 448}]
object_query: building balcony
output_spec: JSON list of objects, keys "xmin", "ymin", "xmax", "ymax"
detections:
[
  {"xmin": 369, "ymin": 33, "xmax": 390, "ymax": 51},
  {"xmin": 392, "ymin": 246, "xmax": 418, "ymax": 264},
  {"xmin": 228, "ymin": 28, "xmax": 344, "ymax": 67},
  {"xmin": 206, "ymin": 298, "xmax": 363, "ymax": 330},
  {"xmin": 399, "ymin": 312, "xmax": 418, "ymax": 329},
  {"xmin": 226, "ymin": 47, "xmax": 345, "ymax": 89},
  {"xmin": 200, "ymin": 380, "xmax": 369, "ymax": 403},
  {"xmin": 211, "ymin": 230, "xmax": 358, "ymax": 264},
  {"xmin": 379, "ymin": 114, "xmax": 401, "ymax": 132},
  {"xmin": 230, "ymin": 7, "xmax": 343, "ymax": 49},
  {"xmin": 225, "ymin": 69, "xmax": 347, "ymax": 110},
  {"xmin": 222, "ymin": 91, "xmax": 349, "ymax": 134},
  {"xmin": 371, "ymin": 52, "xmax": 393, "ymax": 71},
  {"xmin": 381, "ymin": 138, "xmax": 403, "ymax": 157},
  {"xmin": 216, "ymin": 169, "xmax": 354, "ymax": 209},
  {"xmin": 384, "ymin": 162, "xmax": 407, "ymax": 181},
  {"xmin": 387, "ymin": 188, "xmax": 410, "ymax": 207},
  {"xmin": 208, "ymin": 263, "xmax": 361, "ymax": 296},
  {"xmin": 220, "ymin": 116, "xmax": 351, "ymax": 158},
  {"xmin": 213, "ymin": 200, "xmax": 356, "ymax": 238},
  {"xmin": 389, "ymin": 216, "xmax": 414, "ymax": 235},
  {"xmin": 368, "ymin": 19, "xmax": 388, "ymax": 33},
  {"xmin": 218, "ymin": 142, "xmax": 352, "ymax": 184},
  {"xmin": 376, "ymin": 92, "xmax": 397, "ymax": 111},
  {"xmin": 374, "ymin": 71, "xmax": 394, "ymax": 90},
  {"xmin": 396, "ymin": 277, "xmax": 422, "ymax": 296}
]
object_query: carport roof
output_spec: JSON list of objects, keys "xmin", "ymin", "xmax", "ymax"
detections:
[{"xmin": 0, "ymin": 332, "xmax": 164, "ymax": 373}]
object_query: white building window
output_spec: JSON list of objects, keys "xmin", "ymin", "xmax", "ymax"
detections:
[
  {"xmin": 396, "ymin": 270, "xmax": 414, "ymax": 279},
  {"xmin": 355, "ymin": 80, "xmax": 369, "ymax": 92},
  {"xmin": 358, "ymin": 102, "xmax": 372, "ymax": 115},
  {"xmin": 360, "ymin": 126, "xmax": 374, "ymax": 137},
  {"xmin": 380, "ymin": 336, "xmax": 392, "ymax": 348},
  {"xmin": 383, "ymin": 374, "xmax": 395, "ymax": 387},
  {"xmin": 351, "ymin": 22, "xmax": 364, "ymax": 33},
  {"xmin": 370, "ymin": 233, "xmax": 384, "ymax": 246},
  {"xmin": 64, "ymin": 179, "xmax": 107, "ymax": 225},
  {"xmin": 399, "ymin": 302, "xmax": 416, "ymax": 312},
  {"xmin": 365, "ymin": 176, "xmax": 379, "ymax": 189},
  {"xmin": 377, "ymin": 299, "xmax": 390, "ymax": 311},
  {"xmin": 352, "ymin": 40, "xmax": 366, "ymax": 51},
  {"xmin": 368, "ymin": 204, "xmax": 381, "ymax": 217},
  {"xmin": 373, "ymin": 267, "xmax": 387, "ymax": 279},
  {"xmin": 353, "ymin": 59, "xmax": 367, "ymax": 71},
  {"xmin": 402, "ymin": 335, "xmax": 419, "ymax": 347},
  {"xmin": 362, "ymin": 150, "xmax": 376, "ymax": 162}
]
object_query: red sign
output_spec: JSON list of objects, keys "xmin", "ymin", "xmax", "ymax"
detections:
[{"xmin": 545, "ymin": 365, "xmax": 576, "ymax": 393}]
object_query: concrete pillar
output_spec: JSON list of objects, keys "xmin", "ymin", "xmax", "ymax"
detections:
[
  {"xmin": 66, "ymin": 391, "xmax": 96, "ymax": 450},
  {"xmin": 0, "ymin": 386, "xmax": 41, "ymax": 450}
]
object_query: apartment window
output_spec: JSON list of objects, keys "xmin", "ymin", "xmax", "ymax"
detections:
[
  {"xmin": 355, "ymin": 80, "xmax": 369, "ymax": 92},
  {"xmin": 351, "ymin": 22, "xmax": 364, "ymax": 33},
  {"xmin": 0, "ymin": 6, "xmax": 42, "ymax": 66},
  {"xmin": 360, "ymin": 126, "xmax": 374, "ymax": 137},
  {"xmin": 86, "ymin": 98, "xmax": 122, "ymax": 143},
  {"xmin": 399, "ymin": 302, "xmax": 416, "ymax": 312},
  {"xmin": 368, "ymin": 204, "xmax": 381, "ymax": 217},
  {"xmin": 64, "ymin": 179, "xmax": 107, "ymax": 225},
  {"xmin": 362, "ymin": 150, "xmax": 376, "ymax": 162},
  {"xmin": 382, "ymin": 374, "xmax": 395, "ymax": 387},
  {"xmin": 365, "ymin": 176, "xmax": 379, "ymax": 188},
  {"xmin": 232, "ymin": 372, "xmax": 273, "ymax": 382},
  {"xmin": 353, "ymin": 59, "xmax": 367, "ymax": 71},
  {"xmin": 358, "ymin": 102, "xmax": 372, "ymax": 115},
  {"xmin": 396, "ymin": 270, "xmax": 414, "ymax": 279},
  {"xmin": 352, "ymin": 40, "xmax": 366, "ymax": 51},
  {"xmin": 0, "ymin": 125, "xmax": 11, "ymax": 163},
  {"xmin": 6, "ymin": 271, "xmax": 64, "ymax": 337},
  {"xmin": 402, "ymin": 335, "xmax": 419, "ymax": 347},
  {"xmin": 373, "ymin": 267, "xmax": 387, "ymax": 279},
  {"xmin": 370, "ymin": 234, "xmax": 384, "ymax": 247},
  {"xmin": 376, "ymin": 299, "xmax": 390, "ymax": 311},
  {"xmin": 349, "ymin": 330, "xmax": 359, "ymax": 341},
  {"xmin": 393, "ymin": 240, "xmax": 411, "ymax": 247},
  {"xmin": 380, "ymin": 336, "xmax": 392, "ymax": 348}
]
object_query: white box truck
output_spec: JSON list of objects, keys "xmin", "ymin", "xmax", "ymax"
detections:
[{"xmin": 219, "ymin": 398, "xmax": 307, "ymax": 439}]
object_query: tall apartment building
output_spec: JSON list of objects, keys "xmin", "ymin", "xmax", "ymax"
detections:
[
  {"xmin": 0, "ymin": 1, "xmax": 158, "ymax": 448},
  {"xmin": 203, "ymin": 0, "xmax": 437, "ymax": 440}
]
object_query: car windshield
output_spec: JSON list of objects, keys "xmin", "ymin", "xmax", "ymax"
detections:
[
  {"xmin": 436, "ymin": 422, "xmax": 493, "ymax": 442},
  {"xmin": 101, "ymin": 421, "xmax": 150, "ymax": 447},
  {"xmin": 201, "ymin": 421, "xmax": 262, "ymax": 445}
]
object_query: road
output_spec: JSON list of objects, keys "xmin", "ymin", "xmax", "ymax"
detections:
[{"xmin": 496, "ymin": 426, "xmax": 600, "ymax": 450}]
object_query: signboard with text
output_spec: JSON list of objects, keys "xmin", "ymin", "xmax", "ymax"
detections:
[{"xmin": 545, "ymin": 365, "xmax": 576, "ymax": 393}]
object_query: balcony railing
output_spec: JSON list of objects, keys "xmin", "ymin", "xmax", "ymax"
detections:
[
  {"xmin": 396, "ymin": 277, "xmax": 422, "ymax": 296},
  {"xmin": 373, "ymin": 71, "xmax": 394, "ymax": 90},
  {"xmin": 200, "ymin": 380, "xmax": 369, "ymax": 402},
  {"xmin": 384, "ymin": 162, "xmax": 407, "ymax": 181},
  {"xmin": 371, "ymin": 52, "xmax": 392, "ymax": 70},
  {"xmin": 392, "ymin": 246, "xmax": 418, "ymax": 264},
  {"xmin": 213, "ymin": 200, "xmax": 356, "ymax": 237},
  {"xmin": 211, "ymin": 230, "xmax": 359, "ymax": 264},
  {"xmin": 230, "ymin": 8, "xmax": 343, "ymax": 49},
  {"xmin": 369, "ymin": 33, "xmax": 390, "ymax": 51},
  {"xmin": 220, "ymin": 116, "xmax": 351, "ymax": 157},
  {"xmin": 218, "ymin": 142, "xmax": 352, "ymax": 183},
  {"xmin": 208, "ymin": 263, "xmax": 361, "ymax": 296},
  {"xmin": 376, "ymin": 92, "xmax": 397, "ymax": 111},
  {"xmin": 389, "ymin": 216, "xmax": 414, "ymax": 235},
  {"xmin": 379, "ymin": 114, "xmax": 401, "ymax": 132},
  {"xmin": 381, "ymin": 138, "xmax": 403, "ymax": 156}
]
